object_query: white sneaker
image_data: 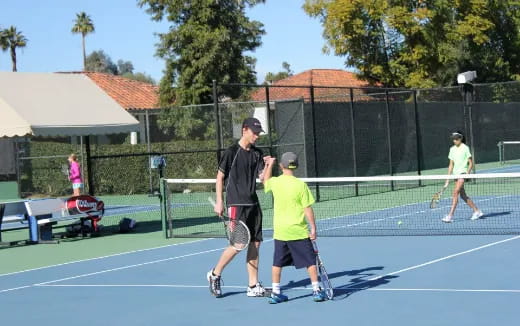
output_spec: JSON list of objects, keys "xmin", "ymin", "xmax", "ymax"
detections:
[
  {"xmin": 471, "ymin": 211, "xmax": 484, "ymax": 220},
  {"xmin": 442, "ymin": 215, "xmax": 453, "ymax": 223},
  {"xmin": 247, "ymin": 282, "xmax": 266, "ymax": 297},
  {"xmin": 207, "ymin": 270, "xmax": 222, "ymax": 297}
]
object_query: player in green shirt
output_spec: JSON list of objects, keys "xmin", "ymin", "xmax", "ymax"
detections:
[
  {"xmin": 442, "ymin": 132, "xmax": 483, "ymax": 223},
  {"xmin": 263, "ymin": 152, "xmax": 327, "ymax": 303}
]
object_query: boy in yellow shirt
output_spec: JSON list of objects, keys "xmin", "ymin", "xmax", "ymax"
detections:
[{"xmin": 263, "ymin": 152, "xmax": 327, "ymax": 303}]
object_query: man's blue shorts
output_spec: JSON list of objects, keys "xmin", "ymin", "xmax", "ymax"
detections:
[{"xmin": 273, "ymin": 238, "xmax": 316, "ymax": 269}]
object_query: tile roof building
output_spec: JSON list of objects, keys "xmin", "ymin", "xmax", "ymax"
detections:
[{"xmin": 251, "ymin": 69, "xmax": 374, "ymax": 102}]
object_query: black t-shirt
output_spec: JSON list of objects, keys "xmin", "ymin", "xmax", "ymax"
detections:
[{"xmin": 218, "ymin": 143, "xmax": 264, "ymax": 206}]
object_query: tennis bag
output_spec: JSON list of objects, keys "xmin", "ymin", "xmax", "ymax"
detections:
[
  {"xmin": 119, "ymin": 218, "xmax": 137, "ymax": 233},
  {"xmin": 65, "ymin": 195, "xmax": 104, "ymax": 233}
]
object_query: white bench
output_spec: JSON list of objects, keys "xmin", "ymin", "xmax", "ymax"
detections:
[{"xmin": 0, "ymin": 197, "xmax": 104, "ymax": 245}]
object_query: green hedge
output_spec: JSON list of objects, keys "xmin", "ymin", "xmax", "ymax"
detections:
[{"xmin": 21, "ymin": 140, "xmax": 219, "ymax": 197}]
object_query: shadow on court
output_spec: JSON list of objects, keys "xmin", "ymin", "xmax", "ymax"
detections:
[
  {"xmin": 282, "ymin": 266, "xmax": 398, "ymax": 301},
  {"xmin": 216, "ymin": 266, "xmax": 392, "ymax": 299}
]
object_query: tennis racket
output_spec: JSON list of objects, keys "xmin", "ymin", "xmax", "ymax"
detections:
[
  {"xmin": 61, "ymin": 164, "xmax": 70, "ymax": 177},
  {"xmin": 208, "ymin": 197, "xmax": 251, "ymax": 251},
  {"xmin": 312, "ymin": 240, "xmax": 333, "ymax": 300},
  {"xmin": 430, "ymin": 183, "xmax": 448, "ymax": 209}
]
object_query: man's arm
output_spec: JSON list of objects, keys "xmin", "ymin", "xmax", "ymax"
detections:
[
  {"xmin": 304, "ymin": 206, "xmax": 317, "ymax": 240},
  {"xmin": 214, "ymin": 170, "xmax": 225, "ymax": 216}
]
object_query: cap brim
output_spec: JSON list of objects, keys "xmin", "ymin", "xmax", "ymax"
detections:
[{"xmin": 251, "ymin": 127, "xmax": 264, "ymax": 133}]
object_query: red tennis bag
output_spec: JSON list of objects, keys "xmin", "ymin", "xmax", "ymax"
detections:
[{"xmin": 65, "ymin": 195, "xmax": 104, "ymax": 233}]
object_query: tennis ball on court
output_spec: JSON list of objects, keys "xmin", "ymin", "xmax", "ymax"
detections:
[{"xmin": 397, "ymin": 220, "xmax": 403, "ymax": 225}]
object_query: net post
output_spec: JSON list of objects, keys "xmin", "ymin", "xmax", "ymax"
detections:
[
  {"xmin": 213, "ymin": 80, "xmax": 222, "ymax": 163},
  {"xmin": 349, "ymin": 88, "xmax": 359, "ymax": 196},
  {"xmin": 159, "ymin": 178, "xmax": 169, "ymax": 238},
  {"xmin": 384, "ymin": 90, "xmax": 394, "ymax": 190},
  {"xmin": 466, "ymin": 84, "xmax": 477, "ymax": 173},
  {"xmin": 309, "ymin": 85, "xmax": 321, "ymax": 201},
  {"xmin": 413, "ymin": 90, "xmax": 422, "ymax": 186}
]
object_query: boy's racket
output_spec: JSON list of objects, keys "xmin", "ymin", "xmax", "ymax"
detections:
[
  {"xmin": 208, "ymin": 197, "xmax": 251, "ymax": 251},
  {"xmin": 430, "ymin": 183, "xmax": 448, "ymax": 209},
  {"xmin": 312, "ymin": 240, "xmax": 333, "ymax": 300}
]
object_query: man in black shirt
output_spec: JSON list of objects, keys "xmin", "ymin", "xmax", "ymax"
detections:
[{"xmin": 207, "ymin": 117, "xmax": 270, "ymax": 298}]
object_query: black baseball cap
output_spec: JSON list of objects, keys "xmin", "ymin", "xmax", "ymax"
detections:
[
  {"xmin": 242, "ymin": 117, "xmax": 264, "ymax": 134},
  {"xmin": 281, "ymin": 152, "xmax": 299, "ymax": 169}
]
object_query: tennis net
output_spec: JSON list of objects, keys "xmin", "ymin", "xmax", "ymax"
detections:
[{"xmin": 160, "ymin": 173, "xmax": 520, "ymax": 237}]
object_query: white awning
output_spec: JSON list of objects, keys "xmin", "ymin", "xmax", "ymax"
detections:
[{"xmin": 0, "ymin": 72, "xmax": 139, "ymax": 137}]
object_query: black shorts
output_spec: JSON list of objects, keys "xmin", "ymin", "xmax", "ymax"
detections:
[
  {"xmin": 228, "ymin": 205, "xmax": 263, "ymax": 242},
  {"xmin": 273, "ymin": 238, "xmax": 316, "ymax": 269}
]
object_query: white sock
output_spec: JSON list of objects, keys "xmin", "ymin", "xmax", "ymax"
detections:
[
  {"xmin": 312, "ymin": 282, "xmax": 320, "ymax": 292},
  {"xmin": 272, "ymin": 283, "xmax": 281, "ymax": 295}
]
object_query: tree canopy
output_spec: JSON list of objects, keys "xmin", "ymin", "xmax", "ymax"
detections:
[
  {"xmin": 265, "ymin": 61, "xmax": 294, "ymax": 83},
  {"xmin": 85, "ymin": 50, "xmax": 156, "ymax": 84},
  {"xmin": 304, "ymin": 0, "xmax": 520, "ymax": 88},
  {"xmin": 139, "ymin": 0, "xmax": 266, "ymax": 106}
]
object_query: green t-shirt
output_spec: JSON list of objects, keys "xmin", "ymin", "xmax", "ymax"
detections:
[
  {"xmin": 264, "ymin": 175, "xmax": 315, "ymax": 241},
  {"xmin": 448, "ymin": 143, "xmax": 472, "ymax": 174}
]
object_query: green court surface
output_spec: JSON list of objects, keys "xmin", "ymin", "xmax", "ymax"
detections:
[
  {"xmin": 0, "ymin": 193, "xmax": 179, "ymax": 275},
  {"xmin": 0, "ymin": 229, "xmax": 193, "ymax": 275},
  {"xmin": 0, "ymin": 181, "xmax": 18, "ymax": 201}
]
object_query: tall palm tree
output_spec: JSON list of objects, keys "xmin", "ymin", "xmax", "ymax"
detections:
[
  {"xmin": 4, "ymin": 26, "xmax": 27, "ymax": 72},
  {"xmin": 71, "ymin": 12, "xmax": 95, "ymax": 70}
]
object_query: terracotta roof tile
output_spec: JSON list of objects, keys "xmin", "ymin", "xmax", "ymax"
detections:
[
  {"xmin": 251, "ymin": 69, "xmax": 376, "ymax": 102},
  {"xmin": 57, "ymin": 71, "xmax": 160, "ymax": 110}
]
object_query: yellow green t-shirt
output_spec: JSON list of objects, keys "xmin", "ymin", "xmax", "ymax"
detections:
[
  {"xmin": 448, "ymin": 143, "xmax": 472, "ymax": 174},
  {"xmin": 264, "ymin": 175, "xmax": 315, "ymax": 241}
]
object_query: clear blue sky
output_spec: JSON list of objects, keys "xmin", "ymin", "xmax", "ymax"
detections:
[{"xmin": 0, "ymin": 0, "xmax": 346, "ymax": 83}]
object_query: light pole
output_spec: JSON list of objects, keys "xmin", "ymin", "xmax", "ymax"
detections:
[{"xmin": 458, "ymin": 71, "xmax": 477, "ymax": 172}]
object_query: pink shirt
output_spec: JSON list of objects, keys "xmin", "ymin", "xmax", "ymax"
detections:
[{"xmin": 69, "ymin": 161, "xmax": 83, "ymax": 184}]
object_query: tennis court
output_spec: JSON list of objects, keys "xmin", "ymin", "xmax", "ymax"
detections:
[
  {"xmin": 1, "ymin": 234, "xmax": 518, "ymax": 325},
  {"xmin": 2, "ymin": 171, "xmax": 520, "ymax": 325}
]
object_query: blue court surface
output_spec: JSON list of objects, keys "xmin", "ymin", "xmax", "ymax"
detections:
[{"xmin": 1, "ymin": 232, "xmax": 519, "ymax": 326}]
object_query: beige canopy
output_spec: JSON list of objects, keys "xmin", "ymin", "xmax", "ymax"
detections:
[{"xmin": 0, "ymin": 72, "xmax": 139, "ymax": 137}]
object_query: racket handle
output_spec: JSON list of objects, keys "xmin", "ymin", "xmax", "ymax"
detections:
[{"xmin": 311, "ymin": 240, "xmax": 318, "ymax": 253}]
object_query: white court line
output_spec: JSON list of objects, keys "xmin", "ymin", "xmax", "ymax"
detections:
[
  {"xmin": 362, "ymin": 288, "xmax": 520, "ymax": 293},
  {"xmin": 0, "ymin": 285, "xmax": 33, "ymax": 294},
  {"xmin": 346, "ymin": 235, "xmax": 520, "ymax": 289},
  {"xmin": 0, "ymin": 238, "xmax": 212, "ymax": 278},
  {"xmin": 33, "ymin": 246, "xmax": 227, "ymax": 286},
  {"xmin": 34, "ymin": 284, "xmax": 520, "ymax": 294},
  {"xmin": 2, "ymin": 234, "xmax": 517, "ymax": 295}
]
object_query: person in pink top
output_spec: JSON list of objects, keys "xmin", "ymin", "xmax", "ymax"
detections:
[{"xmin": 68, "ymin": 153, "xmax": 83, "ymax": 196}]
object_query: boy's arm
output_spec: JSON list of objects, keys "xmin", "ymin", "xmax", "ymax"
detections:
[
  {"xmin": 304, "ymin": 206, "xmax": 317, "ymax": 240},
  {"xmin": 262, "ymin": 157, "xmax": 276, "ymax": 184}
]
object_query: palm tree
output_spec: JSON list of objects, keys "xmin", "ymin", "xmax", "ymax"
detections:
[
  {"xmin": 4, "ymin": 26, "xmax": 28, "ymax": 72},
  {"xmin": 71, "ymin": 12, "xmax": 95, "ymax": 70},
  {"xmin": 0, "ymin": 28, "xmax": 8, "ymax": 62}
]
